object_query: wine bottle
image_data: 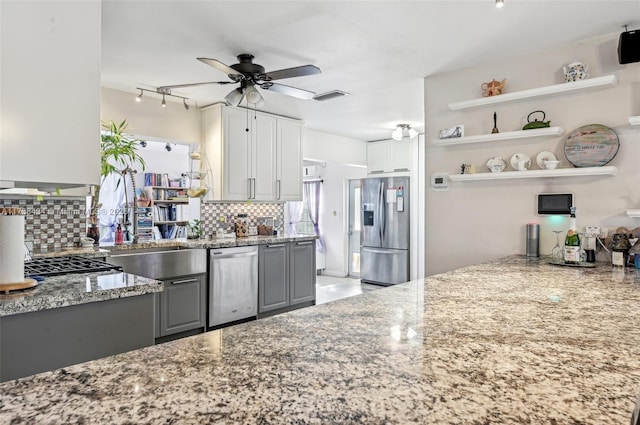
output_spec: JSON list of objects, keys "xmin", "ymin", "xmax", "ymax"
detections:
[{"xmin": 563, "ymin": 207, "xmax": 581, "ymax": 264}]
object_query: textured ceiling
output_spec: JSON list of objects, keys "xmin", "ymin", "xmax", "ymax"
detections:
[{"xmin": 101, "ymin": 1, "xmax": 640, "ymax": 141}]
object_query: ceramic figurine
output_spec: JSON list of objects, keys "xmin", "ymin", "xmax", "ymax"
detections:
[{"xmin": 481, "ymin": 79, "xmax": 506, "ymax": 97}]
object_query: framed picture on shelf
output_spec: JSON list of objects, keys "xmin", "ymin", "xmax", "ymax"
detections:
[{"xmin": 439, "ymin": 125, "xmax": 464, "ymax": 139}]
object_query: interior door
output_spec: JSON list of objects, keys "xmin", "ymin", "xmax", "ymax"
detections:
[{"xmin": 348, "ymin": 179, "xmax": 362, "ymax": 277}]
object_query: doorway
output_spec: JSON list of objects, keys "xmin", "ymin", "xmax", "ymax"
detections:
[{"xmin": 348, "ymin": 179, "xmax": 361, "ymax": 278}]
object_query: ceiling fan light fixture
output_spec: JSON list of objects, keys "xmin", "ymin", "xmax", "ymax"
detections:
[
  {"xmin": 495, "ymin": 0, "xmax": 504, "ymax": 8},
  {"xmin": 392, "ymin": 124, "xmax": 418, "ymax": 141},
  {"xmin": 224, "ymin": 88, "xmax": 244, "ymax": 107},
  {"xmin": 245, "ymin": 85, "xmax": 264, "ymax": 106}
]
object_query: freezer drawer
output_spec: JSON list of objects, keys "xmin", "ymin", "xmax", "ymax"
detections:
[
  {"xmin": 360, "ymin": 246, "xmax": 409, "ymax": 285},
  {"xmin": 209, "ymin": 246, "xmax": 258, "ymax": 327}
]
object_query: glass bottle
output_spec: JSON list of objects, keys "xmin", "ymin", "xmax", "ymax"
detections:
[
  {"xmin": 563, "ymin": 207, "xmax": 580, "ymax": 264},
  {"xmin": 114, "ymin": 223, "xmax": 124, "ymax": 245}
]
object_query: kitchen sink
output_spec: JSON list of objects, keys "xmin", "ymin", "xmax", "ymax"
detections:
[{"xmin": 106, "ymin": 247, "xmax": 207, "ymax": 280}]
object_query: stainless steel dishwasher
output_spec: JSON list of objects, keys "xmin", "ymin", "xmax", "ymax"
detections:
[{"xmin": 209, "ymin": 246, "xmax": 258, "ymax": 327}]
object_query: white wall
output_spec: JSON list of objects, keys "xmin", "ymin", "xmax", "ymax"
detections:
[
  {"xmin": 424, "ymin": 33, "xmax": 640, "ymax": 275},
  {"xmin": 101, "ymin": 87, "xmax": 201, "ymax": 144},
  {"xmin": 310, "ymin": 160, "xmax": 367, "ymax": 276},
  {"xmin": 303, "ymin": 128, "xmax": 367, "ymax": 166}
]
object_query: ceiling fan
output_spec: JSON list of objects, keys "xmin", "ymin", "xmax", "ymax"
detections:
[{"xmin": 158, "ymin": 54, "xmax": 322, "ymax": 107}]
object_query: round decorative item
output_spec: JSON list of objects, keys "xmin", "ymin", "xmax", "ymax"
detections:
[
  {"xmin": 536, "ymin": 151, "xmax": 557, "ymax": 168},
  {"xmin": 564, "ymin": 124, "xmax": 619, "ymax": 167},
  {"xmin": 510, "ymin": 153, "xmax": 531, "ymax": 171},
  {"xmin": 486, "ymin": 157, "xmax": 506, "ymax": 173}
]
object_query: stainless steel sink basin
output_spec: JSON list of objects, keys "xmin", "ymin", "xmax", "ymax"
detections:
[{"xmin": 106, "ymin": 248, "xmax": 206, "ymax": 279}]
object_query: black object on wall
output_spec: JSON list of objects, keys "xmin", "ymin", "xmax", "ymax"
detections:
[{"xmin": 618, "ymin": 29, "xmax": 640, "ymax": 64}]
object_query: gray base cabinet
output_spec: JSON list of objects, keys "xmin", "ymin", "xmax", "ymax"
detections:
[
  {"xmin": 289, "ymin": 240, "xmax": 316, "ymax": 305},
  {"xmin": 0, "ymin": 294, "xmax": 155, "ymax": 382},
  {"xmin": 157, "ymin": 274, "xmax": 206, "ymax": 337},
  {"xmin": 258, "ymin": 240, "xmax": 316, "ymax": 317},
  {"xmin": 259, "ymin": 243, "xmax": 289, "ymax": 313}
]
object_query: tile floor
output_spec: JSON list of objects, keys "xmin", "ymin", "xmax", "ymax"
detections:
[{"xmin": 315, "ymin": 274, "xmax": 384, "ymax": 304}]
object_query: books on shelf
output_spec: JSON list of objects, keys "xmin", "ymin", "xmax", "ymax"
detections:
[
  {"xmin": 151, "ymin": 204, "xmax": 189, "ymax": 222},
  {"xmin": 142, "ymin": 186, "xmax": 187, "ymax": 201},
  {"xmin": 153, "ymin": 223, "xmax": 187, "ymax": 240}
]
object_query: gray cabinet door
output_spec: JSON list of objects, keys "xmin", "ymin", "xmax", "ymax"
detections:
[
  {"xmin": 159, "ymin": 274, "xmax": 206, "ymax": 337},
  {"xmin": 289, "ymin": 240, "xmax": 316, "ymax": 305},
  {"xmin": 259, "ymin": 243, "xmax": 289, "ymax": 313}
]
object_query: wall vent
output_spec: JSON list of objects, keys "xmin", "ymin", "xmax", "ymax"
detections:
[{"xmin": 313, "ymin": 90, "xmax": 349, "ymax": 102}]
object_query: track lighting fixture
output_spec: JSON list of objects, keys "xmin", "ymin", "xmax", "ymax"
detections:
[
  {"xmin": 139, "ymin": 141, "xmax": 147, "ymax": 148},
  {"xmin": 495, "ymin": 0, "xmax": 504, "ymax": 8},
  {"xmin": 165, "ymin": 143, "xmax": 172, "ymax": 152},
  {"xmin": 391, "ymin": 124, "xmax": 418, "ymax": 141},
  {"xmin": 135, "ymin": 87, "xmax": 190, "ymax": 110}
]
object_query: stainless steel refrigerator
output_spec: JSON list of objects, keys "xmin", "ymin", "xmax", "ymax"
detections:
[{"xmin": 360, "ymin": 176, "xmax": 410, "ymax": 286}]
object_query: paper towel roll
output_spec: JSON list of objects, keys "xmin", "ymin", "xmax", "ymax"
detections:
[{"xmin": 0, "ymin": 214, "xmax": 25, "ymax": 283}]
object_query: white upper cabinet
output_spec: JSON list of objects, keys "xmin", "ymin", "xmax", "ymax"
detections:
[
  {"xmin": 0, "ymin": 1, "xmax": 101, "ymax": 190},
  {"xmin": 276, "ymin": 118, "xmax": 303, "ymax": 201},
  {"xmin": 366, "ymin": 139, "xmax": 411, "ymax": 174},
  {"xmin": 202, "ymin": 105, "xmax": 302, "ymax": 201}
]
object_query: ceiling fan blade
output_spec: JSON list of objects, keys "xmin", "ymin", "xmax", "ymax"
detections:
[
  {"xmin": 265, "ymin": 83, "xmax": 316, "ymax": 100},
  {"xmin": 197, "ymin": 57, "xmax": 242, "ymax": 77},
  {"xmin": 264, "ymin": 65, "xmax": 321, "ymax": 81},
  {"xmin": 157, "ymin": 81, "xmax": 234, "ymax": 90}
]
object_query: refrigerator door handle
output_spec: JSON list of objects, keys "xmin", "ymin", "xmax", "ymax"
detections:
[{"xmin": 380, "ymin": 181, "xmax": 386, "ymax": 242}]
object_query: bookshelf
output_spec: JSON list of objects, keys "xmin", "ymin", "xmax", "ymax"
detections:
[{"xmin": 143, "ymin": 173, "xmax": 190, "ymax": 239}]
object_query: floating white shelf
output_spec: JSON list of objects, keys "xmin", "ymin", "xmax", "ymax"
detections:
[
  {"xmin": 629, "ymin": 116, "xmax": 640, "ymax": 126},
  {"xmin": 627, "ymin": 209, "xmax": 640, "ymax": 218},
  {"xmin": 432, "ymin": 126, "xmax": 565, "ymax": 146},
  {"xmin": 448, "ymin": 75, "xmax": 618, "ymax": 111},
  {"xmin": 448, "ymin": 166, "xmax": 617, "ymax": 182}
]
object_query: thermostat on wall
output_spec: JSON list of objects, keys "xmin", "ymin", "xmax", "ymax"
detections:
[{"xmin": 431, "ymin": 173, "xmax": 449, "ymax": 191}]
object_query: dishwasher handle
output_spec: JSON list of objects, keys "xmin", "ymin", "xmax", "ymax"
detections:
[{"xmin": 211, "ymin": 251, "xmax": 258, "ymax": 259}]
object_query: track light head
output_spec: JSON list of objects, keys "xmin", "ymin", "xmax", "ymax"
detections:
[
  {"xmin": 139, "ymin": 141, "xmax": 147, "ymax": 148},
  {"xmin": 165, "ymin": 143, "xmax": 172, "ymax": 152},
  {"xmin": 136, "ymin": 89, "xmax": 143, "ymax": 102},
  {"xmin": 161, "ymin": 94, "xmax": 166, "ymax": 108},
  {"xmin": 495, "ymin": 0, "xmax": 504, "ymax": 8},
  {"xmin": 183, "ymin": 99, "xmax": 189, "ymax": 110}
]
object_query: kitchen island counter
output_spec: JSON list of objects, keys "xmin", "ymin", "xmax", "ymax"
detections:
[
  {"xmin": 0, "ymin": 271, "xmax": 162, "ymax": 317},
  {"xmin": 1, "ymin": 255, "xmax": 639, "ymax": 423}
]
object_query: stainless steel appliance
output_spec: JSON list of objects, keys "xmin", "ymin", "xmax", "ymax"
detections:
[
  {"xmin": 26, "ymin": 256, "xmax": 123, "ymax": 276},
  {"xmin": 360, "ymin": 176, "xmax": 410, "ymax": 286},
  {"xmin": 209, "ymin": 246, "xmax": 258, "ymax": 327}
]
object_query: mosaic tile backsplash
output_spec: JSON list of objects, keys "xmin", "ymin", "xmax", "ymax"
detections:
[
  {"xmin": 1, "ymin": 198, "xmax": 285, "ymax": 250},
  {"xmin": 0, "ymin": 198, "xmax": 87, "ymax": 252},
  {"xmin": 200, "ymin": 202, "xmax": 285, "ymax": 238}
]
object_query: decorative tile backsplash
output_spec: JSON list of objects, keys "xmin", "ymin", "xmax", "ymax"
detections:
[
  {"xmin": 200, "ymin": 202, "xmax": 284, "ymax": 238},
  {"xmin": 0, "ymin": 198, "xmax": 88, "ymax": 252},
  {"xmin": 1, "ymin": 198, "xmax": 285, "ymax": 249}
]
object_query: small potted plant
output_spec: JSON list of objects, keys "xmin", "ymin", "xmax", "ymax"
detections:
[{"xmin": 188, "ymin": 219, "xmax": 203, "ymax": 239}]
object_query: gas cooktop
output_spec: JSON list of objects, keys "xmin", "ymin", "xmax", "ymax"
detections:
[{"xmin": 24, "ymin": 257, "xmax": 122, "ymax": 277}]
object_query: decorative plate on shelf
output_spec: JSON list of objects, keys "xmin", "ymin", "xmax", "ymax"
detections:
[
  {"xmin": 536, "ymin": 151, "xmax": 557, "ymax": 168},
  {"xmin": 510, "ymin": 152, "xmax": 531, "ymax": 170},
  {"xmin": 564, "ymin": 124, "xmax": 619, "ymax": 167},
  {"xmin": 486, "ymin": 157, "xmax": 507, "ymax": 172}
]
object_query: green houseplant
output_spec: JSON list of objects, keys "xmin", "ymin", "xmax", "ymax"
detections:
[{"xmin": 88, "ymin": 120, "xmax": 146, "ymax": 243}]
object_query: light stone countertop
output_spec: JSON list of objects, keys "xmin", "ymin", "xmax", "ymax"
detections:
[
  {"xmin": 0, "ymin": 271, "xmax": 162, "ymax": 317},
  {"xmin": 1, "ymin": 255, "xmax": 639, "ymax": 424}
]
